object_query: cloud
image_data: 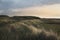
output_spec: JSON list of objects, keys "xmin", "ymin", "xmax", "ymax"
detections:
[
  {"xmin": 0, "ymin": 0, "xmax": 14, "ymax": 10},
  {"xmin": 1, "ymin": 4, "xmax": 60, "ymax": 18},
  {"xmin": 41, "ymin": 0, "xmax": 60, "ymax": 5},
  {"xmin": 0, "ymin": 0, "xmax": 60, "ymax": 18},
  {"xmin": 0, "ymin": 0, "xmax": 60, "ymax": 10}
]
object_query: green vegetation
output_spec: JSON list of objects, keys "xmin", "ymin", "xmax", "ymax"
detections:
[{"xmin": 0, "ymin": 15, "xmax": 60, "ymax": 40}]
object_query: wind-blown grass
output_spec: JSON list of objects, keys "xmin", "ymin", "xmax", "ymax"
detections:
[{"xmin": 0, "ymin": 15, "xmax": 60, "ymax": 40}]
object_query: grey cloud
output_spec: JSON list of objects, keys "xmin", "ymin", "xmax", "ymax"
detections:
[
  {"xmin": 0, "ymin": 0, "xmax": 13, "ymax": 10},
  {"xmin": 0, "ymin": 0, "xmax": 60, "ymax": 15},
  {"xmin": 41, "ymin": 0, "xmax": 60, "ymax": 5},
  {"xmin": 0, "ymin": 0, "xmax": 60, "ymax": 10}
]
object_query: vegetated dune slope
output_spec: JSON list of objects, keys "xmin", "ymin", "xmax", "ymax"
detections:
[{"xmin": 0, "ymin": 15, "xmax": 60, "ymax": 40}]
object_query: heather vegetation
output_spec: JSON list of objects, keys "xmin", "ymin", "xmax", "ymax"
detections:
[{"xmin": 0, "ymin": 15, "xmax": 60, "ymax": 40}]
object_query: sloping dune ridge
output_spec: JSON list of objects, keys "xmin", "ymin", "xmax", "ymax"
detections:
[{"xmin": 0, "ymin": 15, "xmax": 60, "ymax": 40}]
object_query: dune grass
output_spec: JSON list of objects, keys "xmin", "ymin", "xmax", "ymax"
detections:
[{"xmin": 0, "ymin": 16, "xmax": 60, "ymax": 40}]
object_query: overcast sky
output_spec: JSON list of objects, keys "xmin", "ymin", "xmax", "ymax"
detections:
[{"xmin": 0, "ymin": 0, "xmax": 60, "ymax": 18}]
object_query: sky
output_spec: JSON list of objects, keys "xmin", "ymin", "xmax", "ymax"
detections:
[{"xmin": 0, "ymin": 0, "xmax": 60, "ymax": 18}]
